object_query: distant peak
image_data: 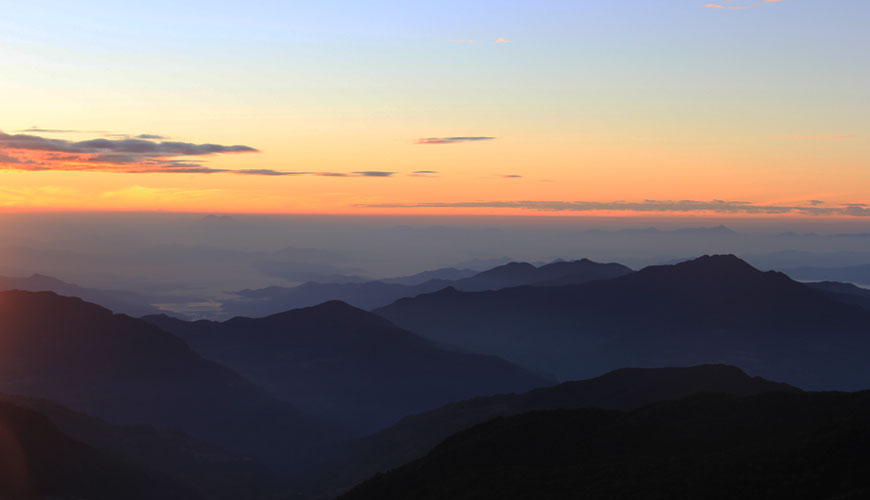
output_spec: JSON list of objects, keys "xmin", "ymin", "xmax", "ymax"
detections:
[
  {"xmin": 635, "ymin": 254, "xmax": 765, "ymax": 283},
  {"xmin": 500, "ymin": 262, "xmax": 536, "ymax": 269},
  {"xmin": 303, "ymin": 300, "xmax": 360, "ymax": 313},
  {"xmin": 683, "ymin": 254, "xmax": 755, "ymax": 269}
]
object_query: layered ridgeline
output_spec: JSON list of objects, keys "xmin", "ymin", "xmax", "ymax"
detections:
[
  {"xmin": 0, "ymin": 393, "xmax": 274, "ymax": 500},
  {"xmin": 0, "ymin": 273, "xmax": 159, "ymax": 316},
  {"xmin": 376, "ymin": 255, "xmax": 870, "ymax": 390},
  {"xmin": 144, "ymin": 301, "xmax": 548, "ymax": 434},
  {"xmin": 223, "ymin": 259, "xmax": 632, "ymax": 317},
  {"xmin": 0, "ymin": 290, "xmax": 335, "ymax": 473},
  {"xmin": 807, "ymin": 281, "xmax": 870, "ymax": 311},
  {"xmin": 340, "ymin": 390, "xmax": 870, "ymax": 500},
  {"xmin": 0, "ymin": 400, "xmax": 198, "ymax": 500},
  {"xmin": 308, "ymin": 365, "xmax": 798, "ymax": 497}
]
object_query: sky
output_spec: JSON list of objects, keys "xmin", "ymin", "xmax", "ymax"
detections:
[{"xmin": 1, "ymin": 0, "xmax": 869, "ymax": 217}]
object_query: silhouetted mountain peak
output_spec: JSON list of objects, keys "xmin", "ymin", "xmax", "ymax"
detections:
[
  {"xmin": 476, "ymin": 262, "xmax": 537, "ymax": 277},
  {"xmin": 632, "ymin": 254, "xmax": 780, "ymax": 287},
  {"xmin": 261, "ymin": 299, "xmax": 395, "ymax": 327}
]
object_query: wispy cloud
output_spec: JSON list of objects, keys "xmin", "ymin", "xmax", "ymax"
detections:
[
  {"xmin": 353, "ymin": 171, "xmax": 397, "ymax": 177},
  {"xmin": 355, "ymin": 199, "xmax": 870, "ymax": 216},
  {"xmin": 705, "ymin": 0, "xmax": 786, "ymax": 10},
  {"xmin": 234, "ymin": 169, "xmax": 308, "ymax": 176},
  {"xmin": 501, "ymin": 174, "xmax": 523, "ymax": 179},
  {"xmin": 0, "ymin": 131, "xmax": 412, "ymax": 179},
  {"xmin": 413, "ymin": 170, "xmax": 438, "ymax": 174},
  {"xmin": 0, "ymin": 130, "xmax": 258, "ymax": 174},
  {"xmin": 495, "ymin": 37, "xmax": 512, "ymax": 43},
  {"xmin": 416, "ymin": 136, "xmax": 496, "ymax": 145},
  {"xmin": 309, "ymin": 171, "xmax": 398, "ymax": 178}
]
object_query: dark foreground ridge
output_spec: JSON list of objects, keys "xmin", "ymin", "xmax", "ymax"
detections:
[
  {"xmin": 0, "ymin": 393, "xmax": 275, "ymax": 500},
  {"xmin": 0, "ymin": 400, "xmax": 198, "ymax": 500},
  {"xmin": 340, "ymin": 390, "xmax": 870, "ymax": 500},
  {"xmin": 302, "ymin": 364, "xmax": 799, "ymax": 496}
]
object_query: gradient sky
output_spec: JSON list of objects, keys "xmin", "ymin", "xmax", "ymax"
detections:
[{"xmin": 1, "ymin": 0, "xmax": 868, "ymax": 217}]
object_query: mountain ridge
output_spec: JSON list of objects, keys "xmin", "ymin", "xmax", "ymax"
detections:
[
  {"xmin": 144, "ymin": 300, "xmax": 549, "ymax": 435},
  {"xmin": 376, "ymin": 255, "xmax": 870, "ymax": 390}
]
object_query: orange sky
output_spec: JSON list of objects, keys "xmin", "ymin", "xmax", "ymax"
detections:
[{"xmin": 1, "ymin": 0, "xmax": 868, "ymax": 218}]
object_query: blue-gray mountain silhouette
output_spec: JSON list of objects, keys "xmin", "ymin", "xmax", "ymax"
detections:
[
  {"xmin": 807, "ymin": 281, "xmax": 870, "ymax": 311},
  {"xmin": 0, "ymin": 290, "xmax": 336, "ymax": 473},
  {"xmin": 224, "ymin": 258, "xmax": 632, "ymax": 317},
  {"xmin": 144, "ymin": 300, "xmax": 549, "ymax": 434},
  {"xmin": 376, "ymin": 255, "xmax": 870, "ymax": 390},
  {"xmin": 0, "ymin": 273, "xmax": 160, "ymax": 316}
]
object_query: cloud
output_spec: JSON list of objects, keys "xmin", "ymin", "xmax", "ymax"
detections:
[
  {"xmin": 501, "ymin": 174, "xmax": 522, "ymax": 178},
  {"xmin": 234, "ymin": 169, "xmax": 308, "ymax": 176},
  {"xmin": 354, "ymin": 199, "xmax": 870, "ymax": 216},
  {"xmin": 0, "ymin": 152, "xmax": 24, "ymax": 164},
  {"xmin": 705, "ymin": 0, "xmax": 785, "ymax": 10},
  {"xmin": 0, "ymin": 130, "xmax": 258, "ymax": 174},
  {"xmin": 416, "ymin": 137, "xmax": 496, "ymax": 145},
  {"xmin": 353, "ymin": 171, "xmax": 396, "ymax": 177},
  {"xmin": 413, "ymin": 170, "xmax": 438, "ymax": 174},
  {"xmin": 19, "ymin": 127, "xmax": 87, "ymax": 134},
  {"xmin": 495, "ymin": 37, "xmax": 512, "ymax": 43},
  {"xmin": 1, "ymin": 130, "xmax": 406, "ymax": 179},
  {"xmin": 312, "ymin": 171, "xmax": 397, "ymax": 178}
]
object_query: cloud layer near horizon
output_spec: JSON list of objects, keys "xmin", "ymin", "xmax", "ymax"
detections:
[{"xmin": 355, "ymin": 199, "xmax": 870, "ymax": 216}]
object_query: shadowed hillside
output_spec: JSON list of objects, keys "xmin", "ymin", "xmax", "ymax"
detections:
[
  {"xmin": 340, "ymin": 391, "xmax": 870, "ymax": 500},
  {"xmin": 0, "ymin": 290, "xmax": 337, "ymax": 474},
  {"xmin": 145, "ymin": 301, "xmax": 548, "ymax": 434},
  {"xmin": 302, "ymin": 365, "xmax": 798, "ymax": 496},
  {"xmin": 1, "ymin": 393, "xmax": 276, "ymax": 500},
  {"xmin": 0, "ymin": 400, "xmax": 199, "ymax": 500}
]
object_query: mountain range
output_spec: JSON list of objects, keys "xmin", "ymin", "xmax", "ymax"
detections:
[
  {"xmin": 0, "ymin": 273, "xmax": 160, "ymax": 316},
  {"xmin": 0, "ymin": 290, "xmax": 334, "ymax": 473},
  {"xmin": 376, "ymin": 255, "xmax": 870, "ymax": 389},
  {"xmin": 306, "ymin": 364, "xmax": 798, "ymax": 497},
  {"xmin": 783, "ymin": 264, "xmax": 870, "ymax": 286},
  {"xmin": 0, "ymin": 399, "xmax": 199, "ymax": 500},
  {"xmin": 807, "ymin": 281, "xmax": 870, "ymax": 311},
  {"xmin": 340, "ymin": 390, "xmax": 870, "ymax": 500},
  {"xmin": 144, "ymin": 301, "xmax": 548, "ymax": 434},
  {"xmin": 223, "ymin": 258, "xmax": 632, "ymax": 317},
  {"xmin": 0, "ymin": 393, "xmax": 275, "ymax": 500}
]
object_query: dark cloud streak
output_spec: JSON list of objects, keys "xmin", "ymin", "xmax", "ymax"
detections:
[
  {"xmin": 416, "ymin": 137, "xmax": 496, "ymax": 145},
  {"xmin": 354, "ymin": 199, "xmax": 870, "ymax": 216}
]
